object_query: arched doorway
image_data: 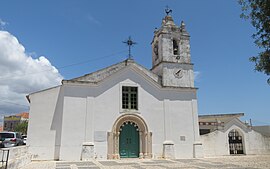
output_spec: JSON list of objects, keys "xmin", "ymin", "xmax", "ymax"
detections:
[
  {"xmin": 107, "ymin": 114, "xmax": 152, "ymax": 159},
  {"xmin": 119, "ymin": 121, "xmax": 139, "ymax": 158},
  {"xmin": 228, "ymin": 129, "xmax": 244, "ymax": 154}
]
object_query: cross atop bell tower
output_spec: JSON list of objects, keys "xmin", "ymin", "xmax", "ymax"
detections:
[{"xmin": 151, "ymin": 9, "xmax": 194, "ymax": 88}]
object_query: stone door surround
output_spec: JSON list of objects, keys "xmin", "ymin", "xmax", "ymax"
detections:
[{"xmin": 107, "ymin": 113, "xmax": 152, "ymax": 159}]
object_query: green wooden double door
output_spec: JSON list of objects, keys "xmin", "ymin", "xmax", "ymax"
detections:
[{"xmin": 119, "ymin": 123, "xmax": 139, "ymax": 158}]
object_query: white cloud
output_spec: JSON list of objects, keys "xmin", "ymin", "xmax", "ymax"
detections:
[
  {"xmin": 194, "ymin": 71, "xmax": 201, "ymax": 82},
  {"xmin": 0, "ymin": 19, "xmax": 8, "ymax": 30},
  {"xmin": 0, "ymin": 31, "xmax": 63, "ymax": 118},
  {"xmin": 87, "ymin": 14, "xmax": 101, "ymax": 26}
]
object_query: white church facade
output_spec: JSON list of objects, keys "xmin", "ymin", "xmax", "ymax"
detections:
[{"xmin": 27, "ymin": 14, "xmax": 203, "ymax": 160}]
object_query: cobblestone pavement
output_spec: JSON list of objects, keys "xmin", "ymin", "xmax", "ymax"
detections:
[{"xmin": 20, "ymin": 155, "xmax": 270, "ymax": 169}]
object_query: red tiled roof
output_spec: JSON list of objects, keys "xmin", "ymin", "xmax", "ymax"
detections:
[{"xmin": 16, "ymin": 112, "xmax": 29, "ymax": 119}]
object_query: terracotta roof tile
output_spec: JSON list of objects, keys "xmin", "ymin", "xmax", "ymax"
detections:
[{"xmin": 16, "ymin": 112, "xmax": 29, "ymax": 119}]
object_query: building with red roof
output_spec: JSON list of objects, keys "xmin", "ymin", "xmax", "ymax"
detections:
[{"xmin": 3, "ymin": 112, "xmax": 29, "ymax": 132}]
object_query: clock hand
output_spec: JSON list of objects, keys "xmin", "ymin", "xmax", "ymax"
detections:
[{"xmin": 176, "ymin": 70, "xmax": 181, "ymax": 75}]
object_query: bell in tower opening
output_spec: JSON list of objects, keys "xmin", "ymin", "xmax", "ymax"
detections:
[{"xmin": 173, "ymin": 39, "xmax": 179, "ymax": 56}]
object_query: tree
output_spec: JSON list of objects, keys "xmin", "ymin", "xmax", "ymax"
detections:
[
  {"xmin": 239, "ymin": 0, "xmax": 270, "ymax": 84},
  {"xmin": 14, "ymin": 121, "xmax": 28, "ymax": 135}
]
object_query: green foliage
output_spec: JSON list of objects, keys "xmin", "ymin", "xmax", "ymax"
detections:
[
  {"xmin": 239, "ymin": 0, "xmax": 270, "ymax": 84},
  {"xmin": 14, "ymin": 121, "xmax": 28, "ymax": 135}
]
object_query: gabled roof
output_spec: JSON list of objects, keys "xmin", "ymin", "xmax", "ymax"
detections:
[
  {"xmin": 223, "ymin": 117, "xmax": 250, "ymax": 133},
  {"xmin": 63, "ymin": 59, "xmax": 159, "ymax": 84},
  {"xmin": 62, "ymin": 59, "xmax": 197, "ymax": 91},
  {"xmin": 199, "ymin": 113, "xmax": 244, "ymax": 123},
  {"xmin": 253, "ymin": 126, "xmax": 270, "ymax": 137}
]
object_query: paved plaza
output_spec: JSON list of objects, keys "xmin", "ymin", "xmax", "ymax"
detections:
[{"xmin": 20, "ymin": 155, "xmax": 270, "ymax": 169}]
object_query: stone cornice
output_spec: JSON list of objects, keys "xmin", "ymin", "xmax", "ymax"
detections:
[{"xmin": 151, "ymin": 61, "xmax": 194, "ymax": 71}]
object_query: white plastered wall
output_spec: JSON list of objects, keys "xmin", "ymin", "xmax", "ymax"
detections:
[
  {"xmin": 201, "ymin": 120, "xmax": 270, "ymax": 157},
  {"xmin": 27, "ymin": 86, "xmax": 62, "ymax": 160}
]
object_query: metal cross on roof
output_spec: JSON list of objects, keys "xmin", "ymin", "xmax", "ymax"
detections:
[
  {"xmin": 123, "ymin": 36, "xmax": 137, "ymax": 59},
  {"xmin": 165, "ymin": 6, "xmax": 172, "ymax": 16}
]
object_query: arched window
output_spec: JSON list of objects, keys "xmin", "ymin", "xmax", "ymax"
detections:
[{"xmin": 173, "ymin": 39, "xmax": 179, "ymax": 55}]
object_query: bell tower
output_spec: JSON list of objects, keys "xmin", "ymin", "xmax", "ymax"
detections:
[{"xmin": 151, "ymin": 12, "xmax": 194, "ymax": 88}]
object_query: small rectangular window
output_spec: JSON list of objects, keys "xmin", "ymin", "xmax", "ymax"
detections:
[{"xmin": 122, "ymin": 86, "xmax": 138, "ymax": 110}]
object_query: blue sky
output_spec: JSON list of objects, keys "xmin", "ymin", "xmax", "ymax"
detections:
[{"xmin": 0, "ymin": 0, "xmax": 269, "ymax": 125}]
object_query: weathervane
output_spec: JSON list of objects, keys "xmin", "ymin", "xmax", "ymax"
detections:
[
  {"xmin": 123, "ymin": 36, "xmax": 137, "ymax": 59},
  {"xmin": 165, "ymin": 6, "xmax": 172, "ymax": 16}
]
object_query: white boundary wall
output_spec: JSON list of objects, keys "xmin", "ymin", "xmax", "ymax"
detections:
[
  {"xmin": 0, "ymin": 146, "xmax": 32, "ymax": 169},
  {"xmin": 201, "ymin": 125, "xmax": 270, "ymax": 157}
]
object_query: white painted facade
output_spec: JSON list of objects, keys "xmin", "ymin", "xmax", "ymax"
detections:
[{"xmin": 27, "ymin": 14, "xmax": 203, "ymax": 160}]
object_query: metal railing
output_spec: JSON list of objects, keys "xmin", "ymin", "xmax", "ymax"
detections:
[{"xmin": 0, "ymin": 149, "xmax": 9, "ymax": 169}]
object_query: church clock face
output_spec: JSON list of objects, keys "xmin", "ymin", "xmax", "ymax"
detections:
[{"xmin": 173, "ymin": 68, "xmax": 184, "ymax": 78}]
